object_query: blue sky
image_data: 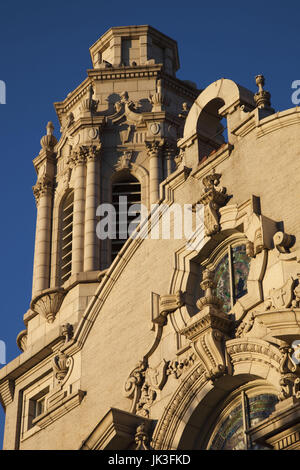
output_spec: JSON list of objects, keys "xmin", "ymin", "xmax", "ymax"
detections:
[{"xmin": 0, "ymin": 0, "xmax": 299, "ymax": 448}]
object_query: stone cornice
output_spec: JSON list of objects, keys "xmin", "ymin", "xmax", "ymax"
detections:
[
  {"xmin": 62, "ymin": 115, "xmax": 106, "ymax": 137},
  {"xmin": 0, "ymin": 379, "xmax": 15, "ymax": 408},
  {"xmin": 80, "ymin": 407, "xmax": 153, "ymax": 450},
  {"xmin": 87, "ymin": 63, "xmax": 162, "ymax": 81},
  {"xmin": 54, "ymin": 67, "xmax": 199, "ymax": 125},
  {"xmin": 255, "ymin": 309, "xmax": 300, "ymax": 343},
  {"xmin": 256, "ymin": 106, "xmax": 300, "ymax": 138},
  {"xmin": 54, "ymin": 77, "xmax": 91, "ymax": 123},
  {"xmin": 32, "ymin": 150, "xmax": 56, "ymax": 175},
  {"xmin": 0, "ymin": 331, "xmax": 62, "ymax": 385}
]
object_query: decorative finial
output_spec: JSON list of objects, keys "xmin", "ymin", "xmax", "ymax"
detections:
[
  {"xmin": 135, "ymin": 422, "xmax": 150, "ymax": 450},
  {"xmin": 254, "ymin": 74, "xmax": 272, "ymax": 109},
  {"xmin": 46, "ymin": 121, "xmax": 54, "ymax": 135},
  {"xmin": 40, "ymin": 121, "xmax": 57, "ymax": 152},
  {"xmin": 80, "ymin": 84, "xmax": 98, "ymax": 114}
]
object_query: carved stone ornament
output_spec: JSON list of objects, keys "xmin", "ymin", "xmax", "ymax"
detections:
[
  {"xmin": 178, "ymin": 102, "xmax": 190, "ymax": 119},
  {"xmin": 124, "ymin": 359, "xmax": 148, "ymax": 414},
  {"xmin": 198, "ymin": 170, "xmax": 229, "ymax": 236},
  {"xmin": 52, "ymin": 350, "xmax": 73, "ymax": 384},
  {"xmin": 254, "ymin": 74, "xmax": 272, "ymax": 110},
  {"xmin": 60, "ymin": 112, "xmax": 74, "ymax": 134},
  {"xmin": 16, "ymin": 329, "xmax": 28, "ymax": 352},
  {"xmin": 174, "ymin": 148, "xmax": 185, "ymax": 169},
  {"xmin": 30, "ymin": 288, "xmax": 66, "ymax": 323},
  {"xmin": 115, "ymin": 150, "xmax": 133, "ymax": 171},
  {"xmin": 145, "ymin": 139, "xmax": 163, "ymax": 158},
  {"xmin": 135, "ymin": 422, "xmax": 151, "ymax": 450},
  {"xmin": 235, "ymin": 312, "xmax": 255, "ymax": 338},
  {"xmin": 265, "ymin": 277, "xmax": 295, "ymax": 310},
  {"xmin": 80, "ymin": 84, "xmax": 99, "ymax": 114},
  {"xmin": 273, "ymin": 231, "xmax": 295, "ymax": 254},
  {"xmin": 167, "ymin": 351, "xmax": 196, "ymax": 379},
  {"xmin": 158, "ymin": 291, "xmax": 184, "ymax": 323},
  {"xmin": 180, "ymin": 268, "xmax": 233, "ymax": 382},
  {"xmin": 124, "ymin": 359, "xmax": 168, "ymax": 418},
  {"xmin": 279, "ymin": 344, "xmax": 300, "ymax": 401},
  {"xmin": 292, "ymin": 277, "xmax": 300, "ymax": 308},
  {"xmin": 32, "ymin": 175, "xmax": 53, "ymax": 205},
  {"xmin": 113, "ymin": 91, "xmax": 144, "ymax": 125},
  {"xmin": 68, "ymin": 146, "xmax": 86, "ymax": 167},
  {"xmin": 149, "ymin": 79, "xmax": 169, "ymax": 112},
  {"xmin": 40, "ymin": 121, "xmax": 57, "ymax": 153},
  {"xmin": 85, "ymin": 143, "xmax": 102, "ymax": 162},
  {"xmin": 61, "ymin": 323, "xmax": 74, "ymax": 343}
]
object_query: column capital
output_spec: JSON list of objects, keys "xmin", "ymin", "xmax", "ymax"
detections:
[
  {"xmin": 85, "ymin": 143, "xmax": 102, "ymax": 162},
  {"xmin": 145, "ymin": 139, "xmax": 164, "ymax": 158},
  {"xmin": 68, "ymin": 146, "xmax": 86, "ymax": 167},
  {"xmin": 33, "ymin": 175, "xmax": 53, "ymax": 206},
  {"xmin": 68, "ymin": 143, "xmax": 102, "ymax": 167}
]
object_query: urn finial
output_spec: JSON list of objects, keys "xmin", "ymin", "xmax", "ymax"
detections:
[{"xmin": 254, "ymin": 74, "xmax": 272, "ymax": 109}]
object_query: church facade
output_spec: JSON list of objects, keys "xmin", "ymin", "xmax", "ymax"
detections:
[{"xmin": 1, "ymin": 25, "xmax": 300, "ymax": 450}]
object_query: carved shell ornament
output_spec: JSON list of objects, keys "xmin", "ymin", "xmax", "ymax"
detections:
[{"xmin": 30, "ymin": 288, "xmax": 66, "ymax": 323}]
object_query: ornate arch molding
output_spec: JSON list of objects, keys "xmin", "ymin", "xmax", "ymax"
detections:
[
  {"xmin": 168, "ymin": 196, "xmax": 278, "ymax": 337},
  {"xmin": 151, "ymin": 338, "xmax": 281, "ymax": 450},
  {"xmin": 179, "ymin": 78, "xmax": 255, "ymax": 150}
]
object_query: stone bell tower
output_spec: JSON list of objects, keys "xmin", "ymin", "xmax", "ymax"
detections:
[{"xmin": 25, "ymin": 25, "xmax": 199, "ymax": 342}]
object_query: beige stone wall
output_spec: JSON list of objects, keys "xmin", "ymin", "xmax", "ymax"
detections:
[{"xmin": 2, "ymin": 30, "xmax": 300, "ymax": 451}]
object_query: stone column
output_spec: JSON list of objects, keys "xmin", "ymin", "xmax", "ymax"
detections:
[
  {"xmin": 146, "ymin": 140, "xmax": 162, "ymax": 206},
  {"xmin": 71, "ymin": 148, "xmax": 86, "ymax": 275},
  {"xmin": 84, "ymin": 144, "xmax": 101, "ymax": 271},
  {"xmin": 164, "ymin": 141, "xmax": 175, "ymax": 177},
  {"xmin": 32, "ymin": 176, "xmax": 53, "ymax": 296}
]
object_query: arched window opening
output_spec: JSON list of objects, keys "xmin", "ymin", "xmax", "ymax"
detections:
[
  {"xmin": 208, "ymin": 390, "xmax": 278, "ymax": 450},
  {"xmin": 213, "ymin": 243, "xmax": 250, "ymax": 314},
  {"xmin": 111, "ymin": 173, "xmax": 141, "ymax": 262},
  {"xmin": 197, "ymin": 98, "xmax": 227, "ymax": 161},
  {"xmin": 60, "ymin": 191, "xmax": 74, "ymax": 284}
]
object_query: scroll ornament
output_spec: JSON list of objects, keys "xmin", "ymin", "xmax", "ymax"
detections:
[
  {"xmin": 124, "ymin": 359, "xmax": 168, "ymax": 418},
  {"xmin": 279, "ymin": 345, "xmax": 300, "ymax": 401}
]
